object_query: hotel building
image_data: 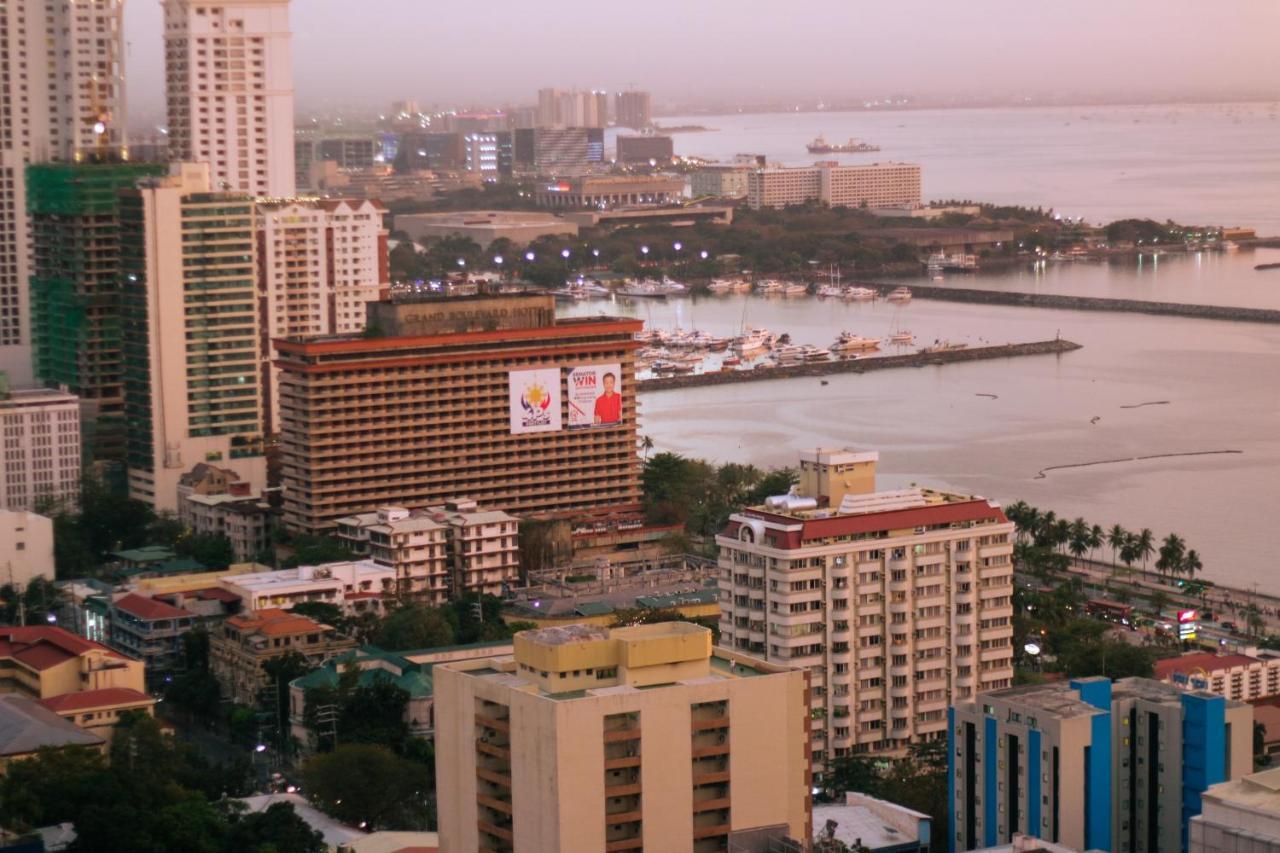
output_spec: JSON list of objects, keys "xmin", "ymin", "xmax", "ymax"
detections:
[
  {"xmin": 120, "ymin": 163, "xmax": 267, "ymax": 511},
  {"xmin": 163, "ymin": 0, "xmax": 296, "ymax": 196},
  {"xmin": 716, "ymin": 449, "xmax": 1014, "ymax": 774},
  {"xmin": 950, "ymin": 677, "xmax": 1252, "ymax": 853},
  {"xmin": 273, "ymin": 293, "xmax": 642, "ymax": 533},
  {"xmin": 747, "ymin": 162, "xmax": 922, "ymax": 210},
  {"xmin": 335, "ymin": 501, "xmax": 520, "ymax": 603},
  {"xmin": 434, "ymin": 622, "xmax": 811, "ymax": 853},
  {"xmin": 0, "ymin": 385, "xmax": 82, "ymax": 512}
]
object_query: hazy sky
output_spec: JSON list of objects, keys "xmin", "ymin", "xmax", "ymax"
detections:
[{"xmin": 124, "ymin": 0, "xmax": 1279, "ymax": 122}]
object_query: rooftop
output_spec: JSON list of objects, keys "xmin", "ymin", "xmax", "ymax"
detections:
[
  {"xmin": 111, "ymin": 593, "xmax": 193, "ymax": 621},
  {"xmin": 1201, "ymin": 765, "xmax": 1280, "ymax": 811},
  {"xmin": 0, "ymin": 626, "xmax": 130, "ymax": 670},
  {"xmin": 971, "ymin": 682, "xmax": 1107, "ymax": 720},
  {"xmin": 38, "ymin": 687, "xmax": 154, "ymax": 713},
  {"xmin": 0, "ymin": 694, "xmax": 104, "ymax": 757},
  {"xmin": 222, "ymin": 560, "xmax": 392, "ymax": 592},
  {"xmin": 226, "ymin": 608, "xmax": 331, "ymax": 637},
  {"xmin": 813, "ymin": 792, "xmax": 929, "ymax": 850},
  {"xmin": 1154, "ymin": 652, "xmax": 1261, "ymax": 680},
  {"xmin": 396, "ymin": 210, "xmax": 569, "ymax": 226}
]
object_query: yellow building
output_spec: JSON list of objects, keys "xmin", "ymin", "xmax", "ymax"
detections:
[{"xmin": 435, "ymin": 622, "xmax": 811, "ymax": 853}]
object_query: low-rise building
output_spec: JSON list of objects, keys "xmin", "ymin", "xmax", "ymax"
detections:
[
  {"xmin": 434, "ymin": 622, "xmax": 811, "ymax": 853},
  {"xmin": 219, "ymin": 561, "xmax": 396, "ymax": 616},
  {"xmin": 395, "ymin": 210, "xmax": 578, "ymax": 249},
  {"xmin": 690, "ymin": 163, "xmax": 753, "ymax": 199},
  {"xmin": 950, "ymin": 676, "xmax": 1252, "ymax": 853},
  {"xmin": 747, "ymin": 162, "xmax": 922, "ymax": 210},
  {"xmin": 38, "ymin": 687, "xmax": 157, "ymax": 742},
  {"xmin": 0, "ymin": 694, "xmax": 104, "ymax": 770},
  {"xmin": 183, "ymin": 492, "xmax": 275, "ymax": 563},
  {"xmin": 210, "ymin": 608, "xmax": 357, "ymax": 705},
  {"xmin": 1190, "ymin": 765, "xmax": 1280, "ymax": 852},
  {"xmin": 107, "ymin": 593, "xmax": 195, "ymax": 682},
  {"xmin": 813, "ymin": 792, "xmax": 931, "ymax": 852},
  {"xmin": 0, "ymin": 510, "xmax": 54, "ymax": 591},
  {"xmin": 1155, "ymin": 649, "xmax": 1280, "ymax": 703},
  {"xmin": 534, "ymin": 174, "xmax": 685, "ymax": 209}
]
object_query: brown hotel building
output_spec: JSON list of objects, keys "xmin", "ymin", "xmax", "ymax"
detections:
[{"xmin": 273, "ymin": 293, "xmax": 643, "ymax": 533}]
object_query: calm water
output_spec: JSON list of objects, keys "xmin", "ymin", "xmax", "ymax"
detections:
[
  {"xmin": 629, "ymin": 102, "xmax": 1280, "ymax": 234},
  {"xmin": 560, "ymin": 294, "xmax": 1280, "ymax": 593}
]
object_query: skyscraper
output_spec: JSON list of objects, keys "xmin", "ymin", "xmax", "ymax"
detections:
[
  {"xmin": 615, "ymin": 90, "xmax": 652, "ymax": 129},
  {"xmin": 163, "ymin": 0, "xmax": 296, "ymax": 196},
  {"xmin": 0, "ymin": 0, "xmax": 128, "ymax": 385}
]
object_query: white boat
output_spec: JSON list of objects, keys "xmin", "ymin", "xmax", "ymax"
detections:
[
  {"xmin": 832, "ymin": 331, "xmax": 881, "ymax": 354},
  {"xmin": 842, "ymin": 286, "xmax": 877, "ymax": 301},
  {"xmin": 755, "ymin": 279, "xmax": 784, "ymax": 295},
  {"xmin": 801, "ymin": 345, "xmax": 832, "ymax": 362},
  {"xmin": 618, "ymin": 281, "xmax": 668, "ymax": 299},
  {"xmin": 888, "ymin": 330, "xmax": 915, "ymax": 344},
  {"xmin": 735, "ymin": 327, "xmax": 775, "ymax": 354},
  {"xmin": 773, "ymin": 344, "xmax": 806, "ymax": 365},
  {"xmin": 1222, "ymin": 240, "xmax": 1240, "ymax": 252},
  {"xmin": 816, "ymin": 284, "xmax": 844, "ymax": 298},
  {"xmin": 781, "ymin": 282, "xmax": 808, "ymax": 297},
  {"xmin": 707, "ymin": 278, "xmax": 751, "ymax": 294},
  {"xmin": 886, "ymin": 287, "xmax": 912, "ymax": 303},
  {"xmin": 921, "ymin": 340, "xmax": 969, "ymax": 354}
]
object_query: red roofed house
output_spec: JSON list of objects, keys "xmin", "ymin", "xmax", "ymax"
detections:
[
  {"xmin": 0, "ymin": 625, "xmax": 154, "ymax": 741},
  {"xmin": 1155, "ymin": 649, "xmax": 1280, "ymax": 702},
  {"xmin": 715, "ymin": 448, "xmax": 1015, "ymax": 778},
  {"xmin": 211, "ymin": 608, "xmax": 356, "ymax": 705},
  {"xmin": 108, "ymin": 592, "xmax": 196, "ymax": 682}
]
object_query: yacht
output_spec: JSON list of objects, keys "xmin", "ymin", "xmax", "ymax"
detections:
[
  {"xmin": 842, "ymin": 286, "xmax": 877, "ymax": 301},
  {"xmin": 921, "ymin": 340, "xmax": 969, "ymax": 354},
  {"xmin": 735, "ymin": 327, "xmax": 776, "ymax": 354},
  {"xmin": 888, "ymin": 330, "xmax": 915, "ymax": 345},
  {"xmin": 773, "ymin": 344, "xmax": 806, "ymax": 365},
  {"xmin": 886, "ymin": 287, "xmax": 913, "ymax": 303},
  {"xmin": 816, "ymin": 284, "xmax": 845, "ymax": 298},
  {"xmin": 801, "ymin": 345, "xmax": 832, "ymax": 362},
  {"xmin": 781, "ymin": 282, "xmax": 809, "ymax": 297},
  {"xmin": 832, "ymin": 331, "xmax": 881, "ymax": 354},
  {"xmin": 755, "ymin": 279, "xmax": 784, "ymax": 295},
  {"xmin": 1221, "ymin": 240, "xmax": 1240, "ymax": 252},
  {"xmin": 618, "ymin": 280, "xmax": 668, "ymax": 299}
]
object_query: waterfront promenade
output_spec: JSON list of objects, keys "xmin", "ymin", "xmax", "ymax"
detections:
[{"xmin": 637, "ymin": 338, "xmax": 1081, "ymax": 391}]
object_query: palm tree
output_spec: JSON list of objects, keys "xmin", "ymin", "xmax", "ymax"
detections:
[
  {"xmin": 1088, "ymin": 524, "xmax": 1105, "ymax": 564},
  {"xmin": 1107, "ymin": 524, "xmax": 1128, "ymax": 566},
  {"xmin": 1036, "ymin": 510, "xmax": 1057, "ymax": 548},
  {"xmin": 1136, "ymin": 528, "xmax": 1156, "ymax": 573},
  {"xmin": 1052, "ymin": 518, "xmax": 1072, "ymax": 554},
  {"xmin": 1156, "ymin": 533, "xmax": 1186, "ymax": 581},
  {"xmin": 639, "ymin": 435, "xmax": 655, "ymax": 459},
  {"xmin": 1183, "ymin": 549, "xmax": 1203, "ymax": 582},
  {"xmin": 1005, "ymin": 501, "xmax": 1031, "ymax": 544},
  {"xmin": 1068, "ymin": 519, "xmax": 1090, "ymax": 565}
]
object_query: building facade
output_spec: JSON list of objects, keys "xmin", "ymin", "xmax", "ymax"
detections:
[
  {"xmin": 210, "ymin": 608, "xmax": 356, "ymax": 705},
  {"xmin": 334, "ymin": 501, "xmax": 520, "ymax": 603},
  {"xmin": 747, "ymin": 163, "xmax": 922, "ymax": 210},
  {"xmin": 0, "ymin": 510, "xmax": 54, "ymax": 590},
  {"xmin": 950, "ymin": 677, "xmax": 1252, "ymax": 853},
  {"xmin": 716, "ymin": 449, "xmax": 1014, "ymax": 774},
  {"xmin": 0, "ymin": 386, "xmax": 82, "ymax": 512},
  {"xmin": 434, "ymin": 622, "xmax": 811, "ymax": 853},
  {"xmin": 255, "ymin": 197, "xmax": 389, "ymax": 432},
  {"xmin": 107, "ymin": 592, "xmax": 196, "ymax": 681},
  {"xmin": 218, "ymin": 561, "xmax": 396, "ymax": 615},
  {"xmin": 182, "ymin": 491, "xmax": 274, "ymax": 562},
  {"xmin": 690, "ymin": 164, "xmax": 753, "ymax": 199},
  {"xmin": 163, "ymin": 0, "xmax": 295, "ymax": 196},
  {"xmin": 1156, "ymin": 649, "xmax": 1280, "ymax": 703},
  {"xmin": 513, "ymin": 127, "xmax": 605, "ymax": 174},
  {"xmin": 1190, "ymin": 766, "xmax": 1280, "ymax": 853},
  {"xmin": 119, "ymin": 163, "xmax": 267, "ymax": 511},
  {"xmin": 534, "ymin": 175, "xmax": 685, "ymax": 208},
  {"xmin": 273, "ymin": 294, "xmax": 643, "ymax": 533},
  {"xmin": 615, "ymin": 90, "xmax": 652, "ymax": 129},
  {"xmin": 615, "ymin": 135, "xmax": 674, "ymax": 164}
]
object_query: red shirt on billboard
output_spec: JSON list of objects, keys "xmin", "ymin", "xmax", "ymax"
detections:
[{"xmin": 593, "ymin": 373, "xmax": 621, "ymax": 425}]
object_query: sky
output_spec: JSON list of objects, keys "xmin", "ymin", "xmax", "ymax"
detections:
[{"xmin": 124, "ymin": 0, "xmax": 1279, "ymax": 122}]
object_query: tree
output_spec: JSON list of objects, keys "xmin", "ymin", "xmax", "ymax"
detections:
[
  {"xmin": 1108, "ymin": 524, "xmax": 1129, "ymax": 566},
  {"xmin": 223, "ymin": 801, "xmax": 326, "ymax": 853},
  {"xmin": 301, "ymin": 744, "xmax": 433, "ymax": 830},
  {"xmin": 1088, "ymin": 524, "xmax": 1105, "ymax": 563},
  {"xmin": 1183, "ymin": 549, "xmax": 1203, "ymax": 582},
  {"xmin": 282, "ymin": 535, "xmax": 351, "ymax": 569},
  {"xmin": 176, "ymin": 532, "xmax": 236, "ymax": 570},
  {"xmin": 376, "ymin": 604, "xmax": 457, "ymax": 651},
  {"xmin": 288, "ymin": 601, "xmax": 344, "ymax": 627},
  {"xmin": 1136, "ymin": 528, "xmax": 1156, "ymax": 572},
  {"xmin": 1156, "ymin": 533, "xmax": 1185, "ymax": 580},
  {"xmin": 1068, "ymin": 518, "xmax": 1090, "ymax": 563},
  {"xmin": 263, "ymin": 652, "xmax": 314, "ymax": 755}
]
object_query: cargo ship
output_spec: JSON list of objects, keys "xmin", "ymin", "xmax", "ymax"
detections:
[{"xmin": 807, "ymin": 134, "xmax": 881, "ymax": 154}]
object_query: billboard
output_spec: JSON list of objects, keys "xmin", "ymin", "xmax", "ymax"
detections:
[
  {"xmin": 567, "ymin": 364, "xmax": 622, "ymax": 428},
  {"xmin": 1178, "ymin": 608, "xmax": 1198, "ymax": 641},
  {"xmin": 508, "ymin": 369, "xmax": 562, "ymax": 434}
]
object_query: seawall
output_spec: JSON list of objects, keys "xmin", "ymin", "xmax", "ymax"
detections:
[
  {"xmin": 637, "ymin": 339, "xmax": 1081, "ymax": 391},
  {"xmin": 891, "ymin": 284, "xmax": 1280, "ymax": 324}
]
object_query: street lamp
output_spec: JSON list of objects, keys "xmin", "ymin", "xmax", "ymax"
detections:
[
  {"xmin": 673, "ymin": 242, "xmax": 683, "ymax": 252},
  {"xmin": 525, "ymin": 251, "xmax": 535, "ymax": 262},
  {"xmin": 700, "ymin": 250, "xmax": 709, "ymax": 260},
  {"xmin": 561, "ymin": 248, "xmax": 571, "ymax": 259}
]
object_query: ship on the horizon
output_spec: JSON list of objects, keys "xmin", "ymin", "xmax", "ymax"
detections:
[{"xmin": 807, "ymin": 134, "xmax": 881, "ymax": 154}]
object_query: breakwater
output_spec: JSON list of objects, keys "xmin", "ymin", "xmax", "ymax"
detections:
[
  {"xmin": 637, "ymin": 339, "xmax": 1081, "ymax": 391},
  {"xmin": 893, "ymin": 284, "xmax": 1280, "ymax": 324}
]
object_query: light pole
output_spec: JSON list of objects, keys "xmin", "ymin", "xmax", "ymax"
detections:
[
  {"xmin": 493, "ymin": 255, "xmax": 504, "ymax": 283},
  {"xmin": 640, "ymin": 245, "xmax": 649, "ymax": 271},
  {"xmin": 561, "ymin": 247, "xmax": 572, "ymax": 279}
]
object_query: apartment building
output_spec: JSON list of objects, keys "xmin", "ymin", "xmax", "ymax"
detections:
[
  {"xmin": 334, "ymin": 501, "xmax": 520, "ymax": 603},
  {"xmin": 533, "ymin": 175, "xmax": 685, "ymax": 208},
  {"xmin": 434, "ymin": 622, "xmax": 811, "ymax": 853},
  {"xmin": 615, "ymin": 90, "xmax": 652, "ymax": 129},
  {"xmin": 218, "ymin": 561, "xmax": 396, "ymax": 614},
  {"xmin": 747, "ymin": 162, "xmax": 923, "ymax": 210},
  {"xmin": 107, "ymin": 592, "xmax": 196, "ymax": 681},
  {"xmin": 716, "ymin": 449, "xmax": 1014, "ymax": 774},
  {"xmin": 0, "ymin": 385, "xmax": 82, "ymax": 512},
  {"xmin": 0, "ymin": 510, "xmax": 54, "ymax": 590},
  {"xmin": 0, "ymin": 0, "xmax": 128, "ymax": 384},
  {"xmin": 950, "ymin": 677, "xmax": 1252, "ymax": 853},
  {"xmin": 182, "ymin": 491, "xmax": 274, "ymax": 562},
  {"xmin": 691, "ymin": 164, "xmax": 753, "ymax": 199},
  {"xmin": 1156, "ymin": 649, "xmax": 1280, "ymax": 703},
  {"xmin": 255, "ymin": 197, "xmax": 389, "ymax": 432},
  {"xmin": 535, "ymin": 89, "xmax": 608, "ymax": 129},
  {"xmin": 273, "ymin": 293, "xmax": 643, "ymax": 533},
  {"xmin": 210, "ymin": 608, "xmax": 356, "ymax": 705},
  {"xmin": 163, "ymin": 0, "xmax": 296, "ymax": 196},
  {"xmin": 119, "ymin": 163, "xmax": 267, "ymax": 511}
]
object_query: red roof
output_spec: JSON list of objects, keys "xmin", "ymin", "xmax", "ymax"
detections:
[
  {"xmin": 0, "ymin": 626, "xmax": 129, "ymax": 669},
  {"xmin": 190, "ymin": 587, "xmax": 241, "ymax": 603},
  {"xmin": 727, "ymin": 498, "xmax": 1008, "ymax": 550},
  {"xmin": 112, "ymin": 593, "xmax": 192, "ymax": 621},
  {"xmin": 1154, "ymin": 652, "xmax": 1260, "ymax": 680},
  {"xmin": 38, "ymin": 688, "xmax": 154, "ymax": 713}
]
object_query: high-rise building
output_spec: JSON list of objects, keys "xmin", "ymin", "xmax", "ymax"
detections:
[
  {"xmin": 272, "ymin": 293, "xmax": 643, "ymax": 533},
  {"xmin": 535, "ymin": 89, "xmax": 607, "ymax": 129},
  {"xmin": 0, "ymin": 0, "xmax": 128, "ymax": 385},
  {"xmin": 716, "ymin": 449, "xmax": 1015, "ymax": 776},
  {"xmin": 747, "ymin": 162, "xmax": 923, "ymax": 210},
  {"xmin": 254, "ymin": 197, "xmax": 389, "ymax": 432},
  {"xmin": 0, "ymin": 385, "xmax": 82, "ymax": 511},
  {"xmin": 615, "ymin": 90, "xmax": 652, "ymax": 129},
  {"xmin": 119, "ymin": 163, "xmax": 267, "ymax": 511},
  {"xmin": 690, "ymin": 163, "xmax": 754, "ymax": 199},
  {"xmin": 27, "ymin": 162, "xmax": 168, "ymax": 462},
  {"xmin": 434, "ymin": 622, "xmax": 812, "ymax": 853},
  {"xmin": 163, "ymin": 0, "xmax": 296, "ymax": 196},
  {"xmin": 512, "ymin": 127, "xmax": 605, "ymax": 174},
  {"xmin": 615, "ymin": 135, "xmax": 675, "ymax": 165},
  {"xmin": 536, "ymin": 87, "xmax": 562, "ymax": 128},
  {"xmin": 950, "ymin": 677, "xmax": 1252, "ymax": 853}
]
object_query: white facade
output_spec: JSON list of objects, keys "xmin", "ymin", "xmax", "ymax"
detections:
[
  {"xmin": 0, "ymin": 0, "xmax": 127, "ymax": 384},
  {"xmin": 0, "ymin": 388, "xmax": 82, "ymax": 511},
  {"xmin": 747, "ymin": 162, "xmax": 923, "ymax": 210},
  {"xmin": 0, "ymin": 510, "xmax": 55, "ymax": 590},
  {"xmin": 164, "ymin": 0, "xmax": 295, "ymax": 196},
  {"xmin": 219, "ymin": 560, "xmax": 395, "ymax": 613},
  {"xmin": 1192, "ymin": 766, "xmax": 1280, "ymax": 853},
  {"xmin": 255, "ymin": 198, "xmax": 388, "ymax": 431}
]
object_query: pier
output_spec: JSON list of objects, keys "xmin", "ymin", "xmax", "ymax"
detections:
[
  {"xmin": 892, "ymin": 283, "xmax": 1280, "ymax": 324},
  {"xmin": 637, "ymin": 338, "xmax": 1081, "ymax": 391}
]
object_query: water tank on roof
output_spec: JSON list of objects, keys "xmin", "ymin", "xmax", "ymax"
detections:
[{"xmin": 765, "ymin": 486, "xmax": 817, "ymax": 512}]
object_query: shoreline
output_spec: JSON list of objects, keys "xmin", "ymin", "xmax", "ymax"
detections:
[{"xmin": 637, "ymin": 338, "xmax": 1081, "ymax": 391}]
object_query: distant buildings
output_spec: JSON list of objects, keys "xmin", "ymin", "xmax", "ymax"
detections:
[
  {"xmin": 615, "ymin": 135, "xmax": 674, "ymax": 164},
  {"xmin": 533, "ymin": 175, "xmax": 685, "ymax": 208},
  {"xmin": 717, "ymin": 449, "xmax": 1014, "ymax": 773},
  {"xmin": 1191, "ymin": 765, "xmax": 1280, "ymax": 852},
  {"xmin": 273, "ymin": 293, "xmax": 643, "ymax": 533},
  {"xmin": 434, "ymin": 622, "xmax": 811, "ymax": 852},
  {"xmin": 163, "ymin": 0, "xmax": 296, "ymax": 196},
  {"xmin": 218, "ymin": 561, "xmax": 395, "ymax": 616},
  {"xmin": 0, "ymin": 385, "xmax": 82, "ymax": 512},
  {"xmin": 211, "ymin": 608, "xmax": 357, "ymax": 705},
  {"xmin": 747, "ymin": 162, "xmax": 923, "ymax": 210},
  {"xmin": 0, "ymin": 510, "xmax": 54, "ymax": 591},
  {"xmin": 395, "ymin": 210, "xmax": 578, "ymax": 249},
  {"xmin": 513, "ymin": 127, "xmax": 605, "ymax": 174},
  {"xmin": 950, "ymin": 676, "xmax": 1252, "ymax": 853},
  {"xmin": 1155, "ymin": 649, "xmax": 1280, "ymax": 703},
  {"xmin": 690, "ymin": 163, "xmax": 754, "ymax": 199},
  {"xmin": 615, "ymin": 90, "xmax": 652, "ymax": 129},
  {"xmin": 535, "ymin": 88, "xmax": 609, "ymax": 129}
]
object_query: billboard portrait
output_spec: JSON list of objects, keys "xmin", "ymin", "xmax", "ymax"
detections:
[
  {"xmin": 567, "ymin": 364, "xmax": 622, "ymax": 428},
  {"xmin": 509, "ymin": 368, "xmax": 562, "ymax": 434}
]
